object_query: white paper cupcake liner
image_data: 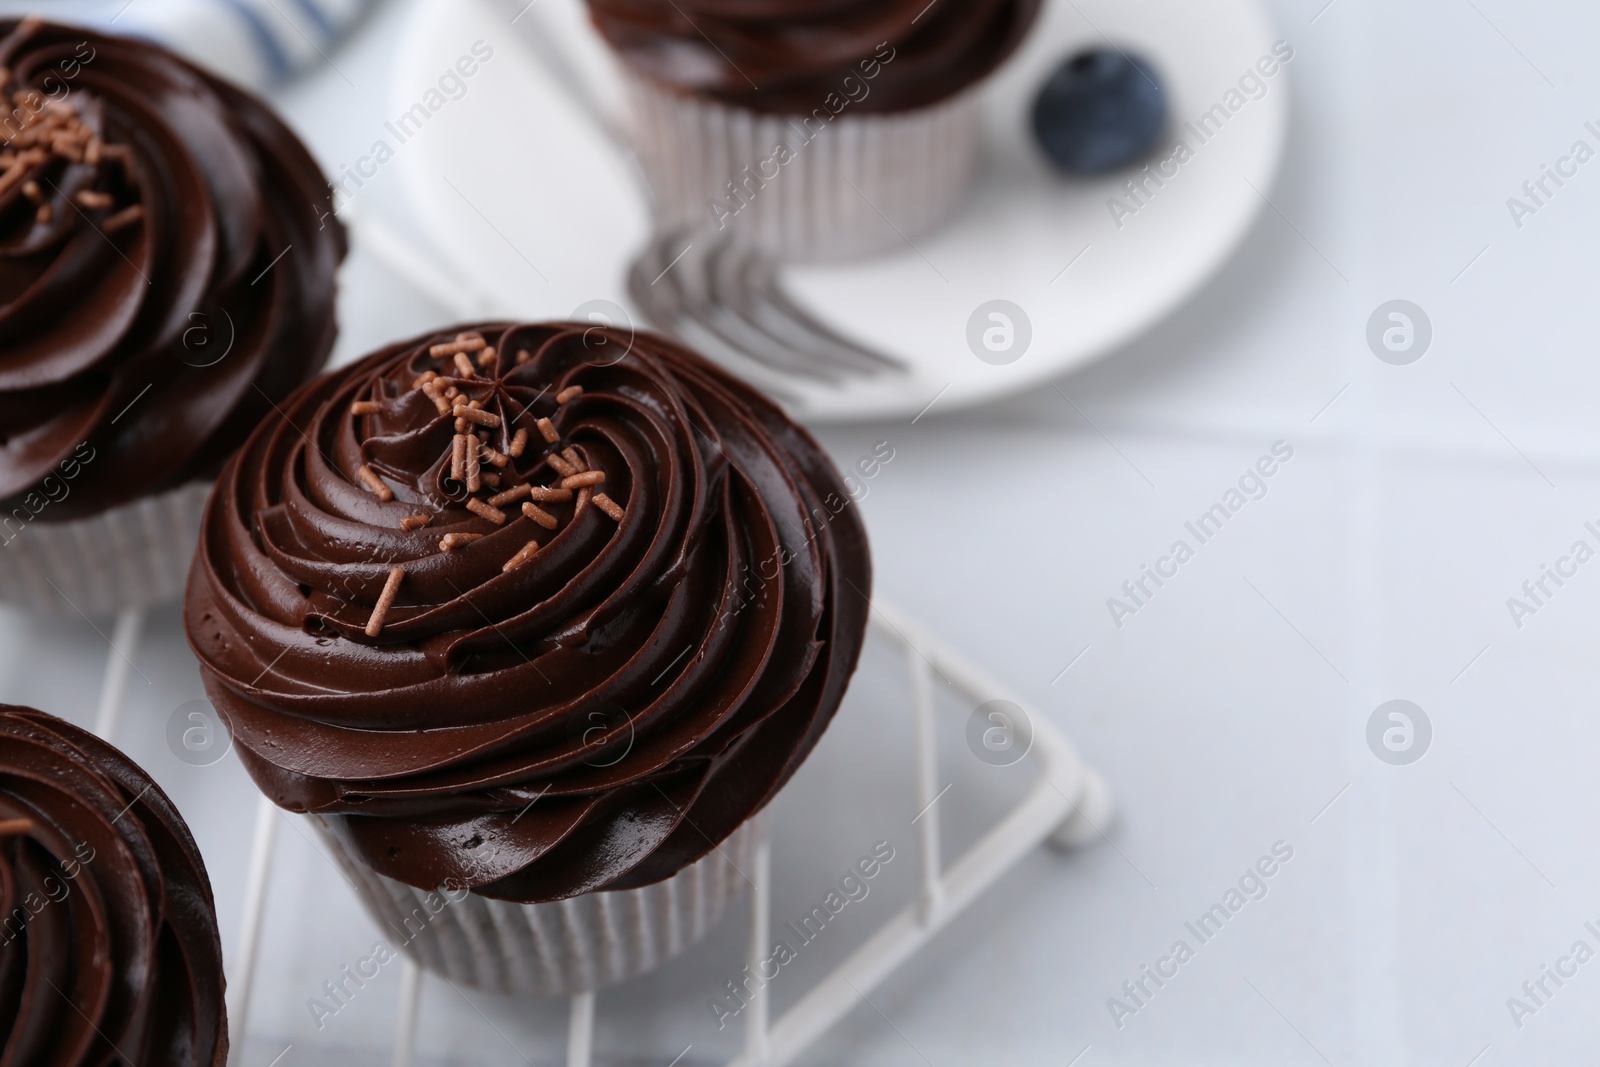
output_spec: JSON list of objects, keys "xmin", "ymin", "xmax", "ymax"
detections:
[
  {"xmin": 317, "ymin": 813, "xmax": 767, "ymax": 997},
  {"xmin": 0, "ymin": 481, "xmax": 213, "ymax": 617},
  {"xmin": 624, "ymin": 72, "xmax": 985, "ymax": 262}
]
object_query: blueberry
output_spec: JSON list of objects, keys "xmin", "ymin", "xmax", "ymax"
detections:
[{"xmin": 1031, "ymin": 48, "xmax": 1166, "ymax": 175}]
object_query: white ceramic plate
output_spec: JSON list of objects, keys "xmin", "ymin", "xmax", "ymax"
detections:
[{"xmin": 390, "ymin": 0, "xmax": 1288, "ymax": 422}]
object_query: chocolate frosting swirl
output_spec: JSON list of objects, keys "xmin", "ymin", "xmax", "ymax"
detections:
[
  {"xmin": 588, "ymin": 0, "xmax": 1042, "ymax": 113},
  {"xmin": 0, "ymin": 18, "xmax": 345, "ymax": 522},
  {"xmin": 186, "ymin": 323, "xmax": 871, "ymax": 903},
  {"xmin": 0, "ymin": 707, "xmax": 226, "ymax": 1065}
]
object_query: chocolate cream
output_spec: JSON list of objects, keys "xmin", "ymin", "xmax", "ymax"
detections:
[
  {"xmin": 0, "ymin": 17, "xmax": 345, "ymax": 522},
  {"xmin": 588, "ymin": 0, "xmax": 1042, "ymax": 113},
  {"xmin": 0, "ymin": 707, "xmax": 227, "ymax": 1065},
  {"xmin": 187, "ymin": 324, "xmax": 870, "ymax": 903}
]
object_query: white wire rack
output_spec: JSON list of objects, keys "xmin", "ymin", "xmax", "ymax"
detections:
[{"xmin": 91, "ymin": 598, "xmax": 1111, "ymax": 1067}]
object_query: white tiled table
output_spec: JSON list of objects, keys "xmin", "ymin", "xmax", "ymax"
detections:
[{"xmin": 4, "ymin": 0, "xmax": 1599, "ymax": 1063}]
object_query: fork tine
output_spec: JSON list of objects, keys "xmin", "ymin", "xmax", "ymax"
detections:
[
  {"xmin": 731, "ymin": 245, "xmax": 906, "ymax": 374},
  {"xmin": 629, "ymin": 229, "xmax": 907, "ymax": 388}
]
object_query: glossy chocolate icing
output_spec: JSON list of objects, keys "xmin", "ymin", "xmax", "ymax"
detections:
[
  {"xmin": 0, "ymin": 18, "xmax": 345, "ymax": 522},
  {"xmin": 186, "ymin": 323, "xmax": 871, "ymax": 903},
  {"xmin": 588, "ymin": 0, "xmax": 1042, "ymax": 113},
  {"xmin": 0, "ymin": 706, "xmax": 226, "ymax": 1065}
]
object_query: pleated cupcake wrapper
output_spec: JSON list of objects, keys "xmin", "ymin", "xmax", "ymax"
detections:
[
  {"xmin": 0, "ymin": 481, "xmax": 212, "ymax": 617},
  {"xmin": 316, "ymin": 812, "xmax": 767, "ymax": 997},
  {"xmin": 624, "ymin": 72, "xmax": 985, "ymax": 262}
]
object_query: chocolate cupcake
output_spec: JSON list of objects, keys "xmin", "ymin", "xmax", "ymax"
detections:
[
  {"xmin": 588, "ymin": 0, "xmax": 1042, "ymax": 260},
  {"xmin": 0, "ymin": 17, "xmax": 346, "ymax": 615},
  {"xmin": 186, "ymin": 322, "xmax": 871, "ymax": 994},
  {"xmin": 0, "ymin": 706, "xmax": 227, "ymax": 1064}
]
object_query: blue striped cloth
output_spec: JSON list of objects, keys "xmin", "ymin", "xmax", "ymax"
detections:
[{"xmin": 0, "ymin": 0, "xmax": 380, "ymax": 89}]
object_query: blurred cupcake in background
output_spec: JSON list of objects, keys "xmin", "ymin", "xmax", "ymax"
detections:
[
  {"xmin": 186, "ymin": 322, "xmax": 870, "ymax": 994},
  {"xmin": 0, "ymin": 705, "xmax": 228, "ymax": 1064},
  {"xmin": 0, "ymin": 17, "xmax": 346, "ymax": 616},
  {"xmin": 588, "ymin": 0, "xmax": 1042, "ymax": 261}
]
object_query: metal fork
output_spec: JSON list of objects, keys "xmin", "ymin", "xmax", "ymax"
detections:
[{"xmin": 628, "ymin": 229, "xmax": 907, "ymax": 388}]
